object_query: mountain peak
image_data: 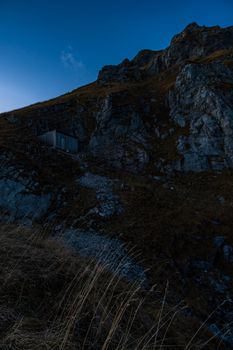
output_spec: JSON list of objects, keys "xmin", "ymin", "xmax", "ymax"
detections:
[
  {"xmin": 98, "ymin": 23, "xmax": 233, "ymax": 85},
  {"xmin": 183, "ymin": 22, "xmax": 201, "ymax": 32}
]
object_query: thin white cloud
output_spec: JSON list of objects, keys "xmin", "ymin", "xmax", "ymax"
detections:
[{"xmin": 60, "ymin": 46, "xmax": 84, "ymax": 71}]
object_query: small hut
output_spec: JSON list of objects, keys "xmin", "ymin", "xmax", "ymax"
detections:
[{"xmin": 38, "ymin": 130, "xmax": 78, "ymax": 153}]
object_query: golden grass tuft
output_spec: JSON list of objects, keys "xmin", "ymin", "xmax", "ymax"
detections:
[
  {"xmin": 0, "ymin": 224, "xmax": 184, "ymax": 349},
  {"xmin": 0, "ymin": 224, "xmax": 221, "ymax": 349}
]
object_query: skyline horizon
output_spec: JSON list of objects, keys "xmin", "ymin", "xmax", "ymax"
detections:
[
  {"xmin": 2, "ymin": 21, "xmax": 233, "ymax": 115},
  {"xmin": 1, "ymin": 0, "xmax": 233, "ymax": 112}
]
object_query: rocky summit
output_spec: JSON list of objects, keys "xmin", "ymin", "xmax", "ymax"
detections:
[{"xmin": 1, "ymin": 23, "xmax": 233, "ymax": 348}]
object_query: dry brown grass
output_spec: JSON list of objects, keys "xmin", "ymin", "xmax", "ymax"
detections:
[
  {"xmin": 0, "ymin": 225, "xmax": 228, "ymax": 350},
  {"xmin": 0, "ymin": 224, "xmax": 189, "ymax": 350},
  {"xmin": 0, "ymin": 224, "xmax": 220, "ymax": 349}
]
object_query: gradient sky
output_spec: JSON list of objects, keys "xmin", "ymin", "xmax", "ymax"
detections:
[{"xmin": 1, "ymin": 0, "xmax": 233, "ymax": 112}]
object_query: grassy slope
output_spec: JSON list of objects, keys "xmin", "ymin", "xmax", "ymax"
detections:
[{"xmin": 0, "ymin": 224, "xmax": 219, "ymax": 349}]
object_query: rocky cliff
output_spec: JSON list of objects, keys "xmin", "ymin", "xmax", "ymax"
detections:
[
  {"xmin": 2, "ymin": 22, "xmax": 233, "ymax": 175},
  {"xmin": 1, "ymin": 23, "xmax": 233, "ymax": 347},
  {"xmin": 96, "ymin": 22, "xmax": 233, "ymax": 173}
]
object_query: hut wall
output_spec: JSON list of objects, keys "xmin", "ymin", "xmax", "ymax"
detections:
[
  {"xmin": 38, "ymin": 130, "xmax": 78, "ymax": 153},
  {"xmin": 56, "ymin": 132, "xmax": 78, "ymax": 153},
  {"xmin": 38, "ymin": 130, "xmax": 56, "ymax": 147}
]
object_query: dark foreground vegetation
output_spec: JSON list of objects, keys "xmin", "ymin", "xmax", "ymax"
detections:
[{"xmin": 0, "ymin": 224, "xmax": 224, "ymax": 349}]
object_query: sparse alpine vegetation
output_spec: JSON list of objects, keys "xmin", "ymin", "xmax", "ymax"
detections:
[{"xmin": 0, "ymin": 224, "xmax": 213, "ymax": 349}]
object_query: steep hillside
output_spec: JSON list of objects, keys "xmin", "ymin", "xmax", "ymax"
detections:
[
  {"xmin": 2, "ymin": 23, "xmax": 233, "ymax": 173},
  {"xmin": 1, "ymin": 23, "xmax": 233, "ymax": 348}
]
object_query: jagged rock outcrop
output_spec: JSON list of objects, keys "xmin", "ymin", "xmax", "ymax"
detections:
[
  {"xmin": 169, "ymin": 61, "xmax": 233, "ymax": 171},
  {"xmin": 89, "ymin": 94, "xmax": 150, "ymax": 171},
  {"xmin": 164, "ymin": 22, "xmax": 233, "ymax": 66},
  {"xmin": 98, "ymin": 23, "xmax": 233, "ymax": 84},
  {"xmin": 96, "ymin": 23, "xmax": 233, "ymax": 173}
]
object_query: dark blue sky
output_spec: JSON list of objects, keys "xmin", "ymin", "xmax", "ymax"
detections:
[{"xmin": 1, "ymin": 0, "xmax": 233, "ymax": 112}]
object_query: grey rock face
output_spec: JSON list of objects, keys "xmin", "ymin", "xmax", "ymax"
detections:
[
  {"xmin": 94, "ymin": 24, "xmax": 233, "ymax": 174},
  {"xmin": 0, "ymin": 157, "xmax": 51, "ymax": 225},
  {"xmin": 169, "ymin": 62, "xmax": 233, "ymax": 171},
  {"xmin": 98, "ymin": 59, "xmax": 133, "ymax": 84},
  {"xmin": 89, "ymin": 94, "xmax": 149, "ymax": 172},
  {"xmin": 97, "ymin": 24, "xmax": 233, "ymax": 85},
  {"xmin": 97, "ymin": 51, "xmax": 162, "ymax": 84},
  {"xmin": 78, "ymin": 172, "xmax": 123, "ymax": 218},
  {"xmin": 164, "ymin": 23, "xmax": 233, "ymax": 67},
  {"xmin": 0, "ymin": 179, "xmax": 50, "ymax": 224}
]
